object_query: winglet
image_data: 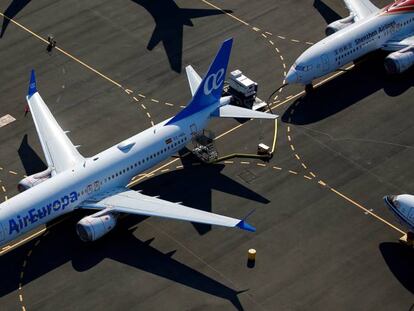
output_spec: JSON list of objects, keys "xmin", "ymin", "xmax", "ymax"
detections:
[
  {"xmin": 28, "ymin": 69, "xmax": 37, "ymax": 98},
  {"xmin": 236, "ymin": 220, "xmax": 256, "ymax": 232}
]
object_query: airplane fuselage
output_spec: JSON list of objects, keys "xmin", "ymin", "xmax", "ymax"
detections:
[
  {"xmin": 286, "ymin": 3, "xmax": 414, "ymax": 85},
  {"xmin": 0, "ymin": 100, "xmax": 219, "ymax": 246}
]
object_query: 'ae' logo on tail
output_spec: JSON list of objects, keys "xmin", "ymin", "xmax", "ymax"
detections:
[{"xmin": 203, "ymin": 69, "xmax": 225, "ymax": 95}]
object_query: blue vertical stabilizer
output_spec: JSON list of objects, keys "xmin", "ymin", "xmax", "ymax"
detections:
[
  {"xmin": 28, "ymin": 69, "xmax": 37, "ymax": 98},
  {"xmin": 166, "ymin": 38, "xmax": 233, "ymax": 125}
]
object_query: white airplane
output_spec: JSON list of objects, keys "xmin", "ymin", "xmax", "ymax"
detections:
[
  {"xmin": 384, "ymin": 194, "xmax": 414, "ymax": 231},
  {"xmin": 0, "ymin": 39, "xmax": 277, "ymax": 247},
  {"xmin": 286, "ymin": 0, "xmax": 414, "ymax": 87}
]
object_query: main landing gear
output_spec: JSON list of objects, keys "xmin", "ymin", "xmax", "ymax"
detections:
[{"xmin": 305, "ymin": 83, "xmax": 314, "ymax": 94}]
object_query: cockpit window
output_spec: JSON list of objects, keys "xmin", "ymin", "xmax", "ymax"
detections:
[{"xmin": 294, "ymin": 64, "xmax": 313, "ymax": 71}]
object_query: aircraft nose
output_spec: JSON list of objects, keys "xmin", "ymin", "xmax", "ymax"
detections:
[
  {"xmin": 285, "ymin": 67, "xmax": 298, "ymax": 85},
  {"xmin": 385, "ymin": 195, "xmax": 399, "ymax": 209}
]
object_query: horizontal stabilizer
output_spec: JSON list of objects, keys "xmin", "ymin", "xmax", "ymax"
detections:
[
  {"xmin": 212, "ymin": 105, "xmax": 278, "ymax": 119},
  {"xmin": 185, "ymin": 65, "xmax": 202, "ymax": 96}
]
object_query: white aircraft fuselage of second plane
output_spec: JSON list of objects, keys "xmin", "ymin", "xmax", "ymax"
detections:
[
  {"xmin": 286, "ymin": 0, "xmax": 414, "ymax": 85},
  {"xmin": 384, "ymin": 194, "xmax": 414, "ymax": 232},
  {"xmin": 0, "ymin": 39, "xmax": 277, "ymax": 248}
]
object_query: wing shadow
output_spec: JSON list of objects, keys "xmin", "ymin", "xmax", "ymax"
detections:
[
  {"xmin": 18, "ymin": 134, "xmax": 47, "ymax": 175},
  {"xmin": 134, "ymin": 153, "xmax": 269, "ymax": 235},
  {"xmin": 0, "ymin": 214, "xmax": 246, "ymax": 310},
  {"xmin": 131, "ymin": 0, "xmax": 232, "ymax": 72},
  {"xmin": 313, "ymin": 0, "xmax": 342, "ymax": 24},
  {"xmin": 1, "ymin": 0, "xmax": 32, "ymax": 38}
]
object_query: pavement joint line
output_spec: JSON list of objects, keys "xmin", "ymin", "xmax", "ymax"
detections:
[
  {"xmin": 329, "ymin": 187, "xmax": 405, "ymax": 234},
  {"xmin": 201, "ymin": 0, "xmax": 250, "ymax": 26},
  {"xmin": 0, "ymin": 12, "xmax": 159, "ymax": 126}
]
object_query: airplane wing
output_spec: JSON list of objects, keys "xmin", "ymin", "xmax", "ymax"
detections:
[
  {"xmin": 26, "ymin": 70, "xmax": 85, "ymax": 174},
  {"xmin": 185, "ymin": 65, "xmax": 202, "ymax": 96},
  {"xmin": 80, "ymin": 188, "xmax": 256, "ymax": 231},
  {"xmin": 382, "ymin": 34, "xmax": 414, "ymax": 51},
  {"xmin": 343, "ymin": 0, "xmax": 379, "ymax": 20}
]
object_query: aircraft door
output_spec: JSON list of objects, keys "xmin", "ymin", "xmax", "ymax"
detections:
[
  {"xmin": 190, "ymin": 123, "xmax": 198, "ymax": 136},
  {"xmin": 321, "ymin": 54, "xmax": 330, "ymax": 72}
]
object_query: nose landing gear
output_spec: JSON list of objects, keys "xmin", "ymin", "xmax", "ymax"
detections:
[{"xmin": 400, "ymin": 231, "xmax": 414, "ymax": 247}]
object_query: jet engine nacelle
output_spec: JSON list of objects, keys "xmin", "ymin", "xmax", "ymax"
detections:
[
  {"xmin": 384, "ymin": 48, "xmax": 414, "ymax": 74},
  {"xmin": 17, "ymin": 168, "xmax": 52, "ymax": 192},
  {"xmin": 76, "ymin": 212, "xmax": 117, "ymax": 242},
  {"xmin": 326, "ymin": 15, "xmax": 355, "ymax": 36}
]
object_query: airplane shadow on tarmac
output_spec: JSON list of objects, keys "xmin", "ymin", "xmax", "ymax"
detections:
[
  {"xmin": 0, "ymin": 0, "xmax": 32, "ymax": 38},
  {"xmin": 0, "ymin": 151, "xmax": 269, "ymax": 310},
  {"xmin": 313, "ymin": 0, "xmax": 342, "ymax": 24},
  {"xmin": 282, "ymin": 51, "xmax": 414, "ymax": 125},
  {"xmin": 0, "ymin": 215, "xmax": 246, "ymax": 310},
  {"xmin": 137, "ymin": 149, "xmax": 270, "ymax": 235},
  {"xmin": 18, "ymin": 134, "xmax": 47, "ymax": 176},
  {"xmin": 379, "ymin": 242, "xmax": 414, "ymax": 295},
  {"xmin": 130, "ymin": 0, "xmax": 232, "ymax": 73}
]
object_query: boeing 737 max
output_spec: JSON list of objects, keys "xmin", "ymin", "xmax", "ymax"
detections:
[
  {"xmin": 286, "ymin": 0, "xmax": 414, "ymax": 86},
  {"xmin": 0, "ymin": 39, "xmax": 277, "ymax": 246}
]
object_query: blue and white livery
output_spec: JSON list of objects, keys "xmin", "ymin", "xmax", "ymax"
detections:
[{"xmin": 0, "ymin": 39, "xmax": 277, "ymax": 246}]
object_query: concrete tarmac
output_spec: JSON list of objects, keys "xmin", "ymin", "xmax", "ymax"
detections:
[{"xmin": 0, "ymin": 0, "xmax": 413, "ymax": 310}]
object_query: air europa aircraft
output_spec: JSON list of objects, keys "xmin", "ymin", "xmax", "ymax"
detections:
[
  {"xmin": 0, "ymin": 39, "xmax": 277, "ymax": 246},
  {"xmin": 286, "ymin": 0, "xmax": 414, "ymax": 87}
]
